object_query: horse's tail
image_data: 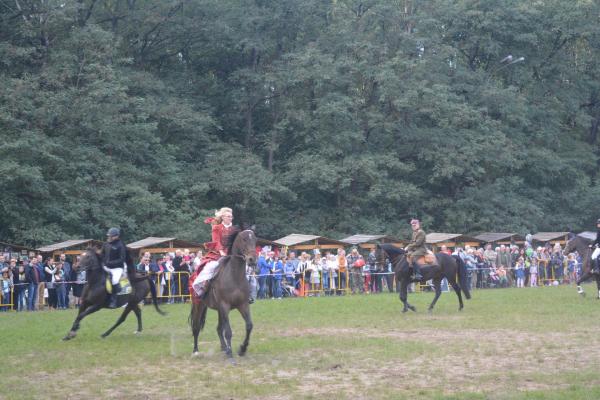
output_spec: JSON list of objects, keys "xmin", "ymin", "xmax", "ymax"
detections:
[
  {"xmin": 454, "ymin": 255, "xmax": 471, "ymax": 300},
  {"xmin": 189, "ymin": 302, "xmax": 208, "ymax": 332},
  {"xmin": 148, "ymin": 277, "xmax": 167, "ymax": 316}
]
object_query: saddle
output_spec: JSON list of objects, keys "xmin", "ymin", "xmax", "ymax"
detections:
[{"xmin": 407, "ymin": 251, "xmax": 437, "ymax": 267}]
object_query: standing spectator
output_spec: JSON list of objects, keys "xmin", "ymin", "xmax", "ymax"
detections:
[
  {"xmin": 537, "ymin": 247, "xmax": 550, "ymax": 285},
  {"xmin": 172, "ymin": 249, "xmax": 184, "ymax": 302},
  {"xmin": 551, "ymin": 244, "xmax": 564, "ymax": 283},
  {"xmin": 367, "ymin": 248, "xmax": 380, "ymax": 293},
  {"xmin": 25, "ymin": 258, "xmax": 39, "ymax": 311},
  {"xmin": 0, "ymin": 255, "xmax": 7, "ymax": 273},
  {"xmin": 35, "ymin": 255, "xmax": 45, "ymax": 310},
  {"xmin": 284, "ymin": 255, "xmax": 296, "ymax": 287},
  {"xmin": 567, "ymin": 253, "xmax": 577, "ymax": 284},
  {"xmin": 72, "ymin": 256, "xmax": 85, "ymax": 307},
  {"xmin": 496, "ymin": 245, "xmax": 513, "ymax": 287},
  {"xmin": 337, "ymin": 249, "xmax": 347, "ymax": 295},
  {"xmin": 1, "ymin": 270, "xmax": 12, "ymax": 311},
  {"xmin": 474, "ymin": 249, "xmax": 486, "ymax": 288},
  {"xmin": 529, "ymin": 258, "xmax": 538, "ymax": 287},
  {"xmin": 54, "ymin": 263, "xmax": 66, "ymax": 310},
  {"xmin": 497, "ymin": 265, "xmax": 508, "ymax": 288},
  {"xmin": 246, "ymin": 262, "xmax": 257, "ymax": 303},
  {"xmin": 272, "ymin": 256, "xmax": 284, "ymax": 299},
  {"xmin": 59, "ymin": 254, "xmax": 72, "ymax": 308},
  {"xmin": 14, "ymin": 261, "xmax": 26, "ymax": 311},
  {"xmin": 310, "ymin": 253, "xmax": 322, "ymax": 295},
  {"xmin": 180, "ymin": 252, "xmax": 190, "ymax": 302},
  {"xmin": 346, "ymin": 248, "xmax": 362, "ymax": 294},
  {"xmin": 464, "ymin": 249, "xmax": 477, "ymax": 290},
  {"xmin": 266, "ymin": 251, "xmax": 276, "ymax": 298},
  {"xmin": 296, "ymin": 252, "xmax": 310, "ymax": 294},
  {"xmin": 326, "ymin": 252, "xmax": 338, "ymax": 295},
  {"xmin": 483, "ymin": 244, "xmax": 497, "ymax": 268},
  {"xmin": 44, "ymin": 258, "xmax": 57, "ymax": 309},
  {"xmin": 257, "ymin": 251, "xmax": 270, "ymax": 299},
  {"xmin": 515, "ymin": 257, "xmax": 525, "ymax": 288}
]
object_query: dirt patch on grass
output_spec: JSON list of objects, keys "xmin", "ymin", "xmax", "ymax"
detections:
[{"xmin": 273, "ymin": 326, "xmax": 600, "ymax": 395}]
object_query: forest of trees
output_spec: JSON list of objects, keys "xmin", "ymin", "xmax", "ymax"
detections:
[{"xmin": 1, "ymin": 0, "xmax": 600, "ymax": 246}]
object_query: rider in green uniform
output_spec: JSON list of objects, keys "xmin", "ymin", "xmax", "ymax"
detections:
[{"xmin": 404, "ymin": 219, "xmax": 426, "ymax": 280}]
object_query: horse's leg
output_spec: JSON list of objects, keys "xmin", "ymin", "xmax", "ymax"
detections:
[
  {"xmin": 63, "ymin": 301, "xmax": 103, "ymax": 340},
  {"xmin": 101, "ymin": 303, "xmax": 133, "ymax": 338},
  {"xmin": 191, "ymin": 302, "xmax": 205, "ymax": 355},
  {"xmin": 577, "ymin": 272, "xmax": 591, "ymax": 296},
  {"xmin": 218, "ymin": 308, "xmax": 234, "ymax": 360},
  {"xmin": 428, "ymin": 279, "xmax": 442, "ymax": 313},
  {"xmin": 216, "ymin": 311, "xmax": 227, "ymax": 352},
  {"xmin": 448, "ymin": 276, "xmax": 464, "ymax": 311},
  {"xmin": 400, "ymin": 280, "xmax": 415, "ymax": 312},
  {"xmin": 132, "ymin": 303, "xmax": 143, "ymax": 333},
  {"xmin": 237, "ymin": 303, "xmax": 253, "ymax": 357}
]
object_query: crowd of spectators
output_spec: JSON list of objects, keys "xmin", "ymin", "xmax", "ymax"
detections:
[{"xmin": 0, "ymin": 238, "xmax": 586, "ymax": 311}]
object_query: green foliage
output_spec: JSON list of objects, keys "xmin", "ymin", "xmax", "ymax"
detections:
[{"xmin": 1, "ymin": 0, "xmax": 600, "ymax": 246}]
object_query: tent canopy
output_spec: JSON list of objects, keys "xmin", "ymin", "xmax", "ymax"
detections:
[
  {"xmin": 274, "ymin": 234, "xmax": 346, "ymax": 249},
  {"xmin": 37, "ymin": 239, "xmax": 103, "ymax": 255},
  {"xmin": 127, "ymin": 237, "xmax": 203, "ymax": 253},
  {"xmin": 473, "ymin": 232, "xmax": 525, "ymax": 243}
]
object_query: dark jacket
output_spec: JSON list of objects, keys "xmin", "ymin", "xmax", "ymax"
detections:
[
  {"xmin": 103, "ymin": 239, "xmax": 127, "ymax": 269},
  {"xmin": 594, "ymin": 229, "xmax": 600, "ymax": 247},
  {"xmin": 25, "ymin": 264, "xmax": 38, "ymax": 284}
]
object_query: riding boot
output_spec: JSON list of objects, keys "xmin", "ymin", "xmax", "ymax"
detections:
[
  {"xmin": 411, "ymin": 260, "xmax": 423, "ymax": 281},
  {"xmin": 108, "ymin": 283, "xmax": 121, "ymax": 309}
]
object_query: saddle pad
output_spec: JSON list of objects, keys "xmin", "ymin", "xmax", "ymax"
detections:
[{"xmin": 105, "ymin": 277, "xmax": 133, "ymax": 295}]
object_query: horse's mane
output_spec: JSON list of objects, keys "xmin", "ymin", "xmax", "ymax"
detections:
[
  {"xmin": 226, "ymin": 227, "xmax": 242, "ymax": 255},
  {"xmin": 379, "ymin": 243, "xmax": 406, "ymax": 256}
]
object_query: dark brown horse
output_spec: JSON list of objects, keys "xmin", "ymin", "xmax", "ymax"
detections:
[
  {"xmin": 376, "ymin": 244, "xmax": 471, "ymax": 313},
  {"xmin": 190, "ymin": 229, "xmax": 257, "ymax": 361},
  {"xmin": 63, "ymin": 248, "xmax": 165, "ymax": 340},
  {"xmin": 563, "ymin": 235, "xmax": 600, "ymax": 298}
]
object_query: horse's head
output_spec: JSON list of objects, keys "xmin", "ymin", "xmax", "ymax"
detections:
[
  {"xmin": 78, "ymin": 247, "xmax": 102, "ymax": 273},
  {"xmin": 228, "ymin": 227, "xmax": 257, "ymax": 267},
  {"xmin": 376, "ymin": 243, "xmax": 407, "ymax": 268},
  {"xmin": 564, "ymin": 234, "xmax": 590, "ymax": 256}
]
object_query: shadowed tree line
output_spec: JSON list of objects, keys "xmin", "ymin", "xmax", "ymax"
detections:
[{"xmin": 1, "ymin": 0, "xmax": 600, "ymax": 245}]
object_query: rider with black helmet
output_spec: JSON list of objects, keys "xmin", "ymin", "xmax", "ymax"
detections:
[
  {"xmin": 103, "ymin": 227, "xmax": 127, "ymax": 308},
  {"xmin": 590, "ymin": 219, "xmax": 600, "ymax": 274}
]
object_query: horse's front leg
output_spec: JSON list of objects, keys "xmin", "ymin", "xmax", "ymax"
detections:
[
  {"xmin": 216, "ymin": 311, "xmax": 227, "ymax": 352},
  {"xmin": 63, "ymin": 301, "xmax": 103, "ymax": 340},
  {"xmin": 237, "ymin": 303, "xmax": 253, "ymax": 357},
  {"xmin": 400, "ymin": 280, "xmax": 415, "ymax": 313}
]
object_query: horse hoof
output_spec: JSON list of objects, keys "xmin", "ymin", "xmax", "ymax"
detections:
[
  {"xmin": 227, "ymin": 357, "xmax": 237, "ymax": 366},
  {"xmin": 62, "ymin": 335, "xmax": 71, "ymax": 341},
  {"xmin": 402, "ymin": 309, "xmax": 408, "ymax": 313},
  {"xmin": 134, "ymin": 331, "xmax": 141, "ymax": 335},
  {"xmin": 238, "ymin": 347, "xmax": 247, "ymax": 357},
  {"xmin": 192, "ymin": 351, "xmax": 200, "ymax": 357},
  {"xmin": 409, "ymin": 306, "xmax": 417, "ymax": 312},
  {"xmin": 428, "ymin": 309, "xmax": 433, "ymax": 314},
  {"xmin": 580, "ymin": 292, "xmax": 586, "ymax": 298}
]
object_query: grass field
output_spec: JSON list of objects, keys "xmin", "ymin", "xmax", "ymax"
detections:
[{"xmin": 1, "ymin": 284, "xmax": 600, "ymax": 399}]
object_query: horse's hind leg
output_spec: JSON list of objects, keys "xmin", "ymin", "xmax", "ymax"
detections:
[
  {"xmin": 428, "ymin": 279, "xmax": 442, "ymax": 313},
  {"xmin": 449, "ymin": 277, "xmax": 464, "ymax": 311},
  {"xmin": 101, "ymin": 304, "xmax": 133, "ymax": 338},
  {"xmin": 63, "ymin": 302, "xmax": 103, "ymax": 340},
  {"xmin": 237, "ymin": 303, "xmax": 253, "ymax": 357},
  {"xmin": 132, "ymin": 304, "xmax": 142, "ymax": 333}
]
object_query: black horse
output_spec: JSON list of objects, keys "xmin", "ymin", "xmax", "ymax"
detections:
[
  {"xmin": 563, "ymin": 235, "xmax": 600, "ymax": 298},
  {"xmin": 376, "ymin": 244, "xmax": 471, "ymax": 313},
  {"xmin": 190, "ymin": 229, "xmax": 257, "ymax": 361},
  {"xmin": 63, "ymin": 247, "xmax": 165, "ymax": 340}
]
